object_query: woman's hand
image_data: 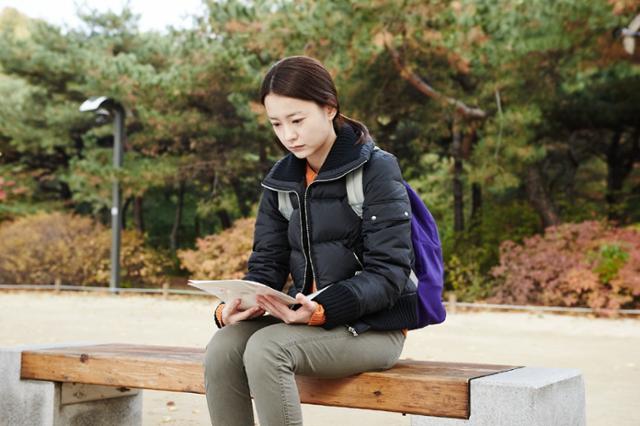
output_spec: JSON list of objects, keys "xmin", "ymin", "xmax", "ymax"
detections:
[
  {"xmin": 257, "ymin": 293, "xmax": 317, "ymax": 324},
  {"xmin": 221, "ymin": 299, "xmax": 265, "ymax": 326}
]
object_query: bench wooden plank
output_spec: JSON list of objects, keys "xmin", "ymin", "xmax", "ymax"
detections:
[{"xmin": 20, "ymin": 343, "xmax": 519, "ymax": 418}]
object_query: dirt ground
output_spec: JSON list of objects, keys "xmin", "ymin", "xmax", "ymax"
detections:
[{"xmin": 0, "ymin": 291, "xmax": 638, "ymax": 426}]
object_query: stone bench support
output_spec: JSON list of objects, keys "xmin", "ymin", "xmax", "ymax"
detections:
[
  {"xmin": 411, "ymin": 367, "xmax": 585, "ymax": 426},
  {"xmin": 0, "ymin": 344, "xmax": 142, "ymax": 426}
]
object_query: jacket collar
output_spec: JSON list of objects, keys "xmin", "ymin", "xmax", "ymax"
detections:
[{"xmin": 262, "ymin": 123, "xmax": 374, "ymax": 191}]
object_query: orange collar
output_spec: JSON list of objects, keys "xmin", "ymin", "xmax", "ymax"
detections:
[{"xmin": 305, "ymin": 163, "xmax": 318, "ymax": 186}]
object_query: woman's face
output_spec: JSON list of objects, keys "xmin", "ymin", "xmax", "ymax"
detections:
[{"xmin": 264, "ymin": 93, "xmax": 337, "ymax": 162}]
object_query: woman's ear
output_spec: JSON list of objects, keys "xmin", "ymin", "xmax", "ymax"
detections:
[{"xmin": 325, "ymin": 105, "xmax": 337, "ymax": 122}]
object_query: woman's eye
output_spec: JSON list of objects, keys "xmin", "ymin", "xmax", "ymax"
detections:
[
  {"xmin": 292, "ymin": 119, "xmax": 304, "ymax": 124},
  {"xmin": 271, "ymin": 123, "xmax": 280, "ymax": 127}
]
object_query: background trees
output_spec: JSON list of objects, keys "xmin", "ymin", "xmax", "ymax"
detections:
[{"xmin": 0, "ymin": 1, "xmax": 638, "ymax": 306}]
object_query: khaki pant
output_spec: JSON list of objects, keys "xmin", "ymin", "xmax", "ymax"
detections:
[{"xmin": 203, "ymin": 315, "xmax": 405, "ymax": 426}]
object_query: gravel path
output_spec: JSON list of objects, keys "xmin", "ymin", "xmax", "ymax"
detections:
[{"xmin": 0, "ymin": 291, "xmax": 638, "ymax": 425}]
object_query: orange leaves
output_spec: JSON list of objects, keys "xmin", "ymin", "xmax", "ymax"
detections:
[
  {"xmin": 0, "ymin": 212, "xmax": 171, "ymax": 287},
  {"xmin": 372, "ymin": 31, "xmax": 394, "ymax": 49},
  {"xmin": 466, "ymin": 26, "xmax": 488, "ymax": 45},
  {"xmin": 490, "ymin": 221, "xmax": 640, "ymax": 312},
  {"xmin": 447, "ymin": 50, "xmax": 471, "ymax": 75},
  {"xmin": 608, "ymin": 0, "xmax": 637, "ymax": 15},
  {"xmin": 224, "ymin": 20, "xmax": 263, "ymax": 34},
  {"xmin": 0, "ymin": 176, "xmax": 29, "ymax": 203},
  {"xmin": 248, "ymin": 101, "xmax": 267, "ymax": 125},
  {"xmin": 178, "ymin": 217, "xmax": 255, "ymax": 280}
]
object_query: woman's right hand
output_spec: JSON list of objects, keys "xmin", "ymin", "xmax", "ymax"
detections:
[{"xmin": 221, "ymin": 298, "xmax": 265, "ymax": 326}]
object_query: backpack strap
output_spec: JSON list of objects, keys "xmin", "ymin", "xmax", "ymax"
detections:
[
  {"xmin": 409, "ymin": 270, "xmax": 419, "ymax": 285},
  {"xmin": 346, "ymin": 146, "xmax": 381, "ymax": 218},
  {"xmin": 277, "ymin": 192, "xmax": 294, "ymax": 221},
  {"xmin": 345, "ymin": 167, "xmax": 364, "ymax": 219}
]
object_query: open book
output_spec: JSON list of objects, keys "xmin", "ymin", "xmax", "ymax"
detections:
[{"xmin": 188, "ymin": 279, "xmax": 332, "ymax": 310}]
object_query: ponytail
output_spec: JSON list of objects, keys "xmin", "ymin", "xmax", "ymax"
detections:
[{"xmin": 333, "ymin": 113, "xmax": 372, "ymax": 145}]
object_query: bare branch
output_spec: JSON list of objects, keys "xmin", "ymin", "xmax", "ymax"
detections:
[{"xmin": 382, "ymin": 30, "xmax": 487, "ymax": 122}]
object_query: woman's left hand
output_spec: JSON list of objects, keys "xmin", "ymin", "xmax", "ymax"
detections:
[{"xmin": 256, "ymin": 293, "xmax": 317, "ymax": 324}]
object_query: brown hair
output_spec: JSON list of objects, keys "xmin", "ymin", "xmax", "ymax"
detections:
[{"xmin": 259, "ymin": 55, "xmax": 370, "ymax": 144}]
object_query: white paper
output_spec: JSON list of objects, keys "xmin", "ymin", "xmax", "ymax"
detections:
[
  {"xmin": 307, "ymin": 284, "xmax": 332, "ymax": 300},
  {"xmin": 188, "ymin": 279, "xmax": 297, "ymax": 310}
]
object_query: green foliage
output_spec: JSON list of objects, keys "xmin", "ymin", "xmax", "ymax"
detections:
[
  {"xmin": 0, "ymin": 2, "xmax": 639, "ymax": 300},
  {"xmin": 406, "ymin": 153, "xmax": 453, "ymax": 224},
  {"xmin": 590, "ymin": 244, "xmax": 629, "ymax": 284},
  {"xmin": 446, "ymin": 254, "xmax": 491, "ymax": 302}
]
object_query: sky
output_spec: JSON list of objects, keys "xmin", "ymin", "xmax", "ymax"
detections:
[{"xmin": 0, "ymin": 0, "xmax": 206, "ymax": 32}]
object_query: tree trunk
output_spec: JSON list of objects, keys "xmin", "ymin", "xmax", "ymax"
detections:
[
  {"xmin": 59, "ymin": 181, "xmax": 73, "ymax": 200},
  {"xmin": 606, "ymin": 130, "xmax": 639, "ymax": 223},
  {"xmin": 259, "ymin": 138, "xmax": 269, "ymax": 175},
  {"xmin": 230, "ymin": 178, "xmax": 251, "ymax": 217},
  {"xmin": 470, "ymin": 183, "xmax": 482, "ymax": 229},
  {"xmin": 451, "ymin": 122, "xmax": 465, "ymax": 233},
  {"xmin": 217, "ymin": 209, "xmax": 232, "ymax": 230},
  {"xmin": 525, "ymin": 166, "xmax": 560, "ymax": 228},
  {"xmin": 170, "ymin": 181, "xmax": 185, "ymax": 253},
  {"xmin": 133, "ymin": 196, "xmax": 145, "ymax": 233},
  {"xmin": 194, "ymin": 215, "xmax": 201, "ymax": 239},
  {"xmin": 121, "ymin": 196, "xmax": 132, "ymax": 230}
]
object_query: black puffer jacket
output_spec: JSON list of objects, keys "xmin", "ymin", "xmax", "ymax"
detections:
[{"xmin": 243, "ymin": 123, "xmax": 418, "ymax": 334}]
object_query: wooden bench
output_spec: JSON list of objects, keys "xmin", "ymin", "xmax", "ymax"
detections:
[{"xmin": 1, "ymin": 343, "xmax": 586, "ymax": 425}]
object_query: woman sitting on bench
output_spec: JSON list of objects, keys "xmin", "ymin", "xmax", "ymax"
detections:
[{"xmin": 203, "ymin": 55, "xmax": 417, "ymax": 426}]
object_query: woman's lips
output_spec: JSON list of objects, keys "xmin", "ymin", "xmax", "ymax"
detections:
[{"xmin": 288, "ymin": 145, "xmax": 305, "ymax": 152}]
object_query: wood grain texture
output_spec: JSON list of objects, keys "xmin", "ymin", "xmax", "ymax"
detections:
[{"xmin": 20, "ymin": 343, "xmax": 519, "ymax": 418}]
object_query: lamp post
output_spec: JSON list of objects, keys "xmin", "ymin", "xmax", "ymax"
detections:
[{"xmin": 79, "ymin": 96, "xmax": 125, "ymax": 293}]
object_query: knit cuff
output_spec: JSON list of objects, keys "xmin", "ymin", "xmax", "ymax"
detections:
[
  {"xmin": 214, "ymin": 302, "xmax": 225, "ymax": 328},
  {"xmin": 307, "ymin": 303, "xmax": 326, "ymax": 326},
  {"xmin": 312, "ymin": 285, "xmax": 360, "ymax": 329}
]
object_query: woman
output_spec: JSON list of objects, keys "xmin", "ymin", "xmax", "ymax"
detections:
[{"xmin": 204, "ymin": 55, "xmax": 417, "ymax": 426}]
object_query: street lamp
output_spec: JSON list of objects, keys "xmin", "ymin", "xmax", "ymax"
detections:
[
  {"xmin": 614, "ymin": 14, "xmax": 640, "ymax": 55},
  {"xmin": 79, "ymin": 96, "xmax": 125, "ymax": 293}
]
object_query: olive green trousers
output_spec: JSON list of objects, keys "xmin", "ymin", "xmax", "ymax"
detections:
[{"xmin": 203, "ymin": 315, "xmax": 405, "ymax": 426}]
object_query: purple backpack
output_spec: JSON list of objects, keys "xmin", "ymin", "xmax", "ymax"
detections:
[
  {"xmin": 343, "ymin": 161, "xmax": 446, "ymax": 329},
  {"xmin": 401, "ymin": 181, "xmax": 447, "ymax": 328}
]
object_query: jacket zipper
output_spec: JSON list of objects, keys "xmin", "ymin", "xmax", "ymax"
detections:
[
  {"xmin": 302, "ymin": 160, "xmax": 368, "ymax": 291},
  {"xmin": 353, "ymin": 252, "xmax": 363, "ymax": 270},
  {"xmin": 262, "ymin": 159, "xmax": 369, "ymax": 292},
  {"xmin": 260, "ymin": 185, "xmax": 309, "ymax": 294}
]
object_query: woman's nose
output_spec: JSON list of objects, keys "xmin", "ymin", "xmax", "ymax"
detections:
[{"xmin": 283, "ymin": 125, "xmax": 297, "ymax": 141}]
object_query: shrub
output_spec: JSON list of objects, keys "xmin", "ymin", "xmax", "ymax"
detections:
[
  {"xmin": 0, "ymin": 211, "xmax": 171, "ymax": 287},
  {"xmin": 178, "ymin": 217, "xmax": 255, "ymax": 280},
  {"xmin": 94, "ymin": 229, "xmax": 174, "ymax": 288},
  {"xmin": 446, "ymin": 254, "xmax": 491, "ymax": 302},
  {"xmin": 439, "ymin": 200, "xmax": 541, "ymax": 301},
  {"xmin": 489, "ymin": 221, "xmax": 640, "ymax": 311}
]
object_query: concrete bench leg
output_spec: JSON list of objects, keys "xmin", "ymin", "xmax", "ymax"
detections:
[
  {"xmin": 0, "ymin": 344, "xmax": 142, "ymax": 426},
  {"xmin": 411, "ymin": 367, "xmax": 586, "ymax": 426}
]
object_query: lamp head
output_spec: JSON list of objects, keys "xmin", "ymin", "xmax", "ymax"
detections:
[
  {"xmin": 79, "ymin": 96, "xmax": 124, "ymax": 114},
  {"xmin": 80, "ymin": 96, "xmax": 111, "ymax": 112}
]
